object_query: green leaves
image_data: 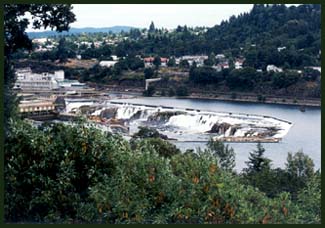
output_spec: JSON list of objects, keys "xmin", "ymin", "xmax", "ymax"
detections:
[{"xmin": 4, "ymin": 120, "xmax": 320, "ymax": 223}]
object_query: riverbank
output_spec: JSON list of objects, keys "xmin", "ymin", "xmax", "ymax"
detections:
[
  {"xmin": 184, "ymin": 93, "xmax": 321, "ymax": 107},
  {"xmin": 100, "ymin": 85, "xmax": 321, "ymax": 108}
]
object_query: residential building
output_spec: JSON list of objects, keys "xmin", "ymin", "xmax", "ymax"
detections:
[
  {"xmin": 216, "ymin": 54, "xmax": 225, "ymax": 59},
  {"xmin": 306, "ymin": 66, "xmax": 321, "ymax": 73},
  {"xmin": 235, "ymin": 59, "xmax": 245, "ymax": 69},
  {"xmin": 266, "ymin": 65, "xmax": 283, "ymax": 73},
  {"xmin": 144, "ymin": 57, "xmax": 169, "ymax": 67},
  {"xmin": 176, "ymin": 55, "xmax": 208, "ymax": 67},
  {"xmin": 277, "ymin": 46, "xmax": 286, "ymax": 52},
  {"xmin": 99, "ymin": 60, "xmax": 118, "ymax": 68}
]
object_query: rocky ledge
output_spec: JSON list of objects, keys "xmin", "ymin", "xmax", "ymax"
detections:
[{"xmin": 214, "ymin": 136, "xmax": 280, "ymax": 143}]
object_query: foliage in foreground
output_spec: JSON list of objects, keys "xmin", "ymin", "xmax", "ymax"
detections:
[{"xmin": 4, "ymin": 120, "xmax": 321, "ymax": 224}]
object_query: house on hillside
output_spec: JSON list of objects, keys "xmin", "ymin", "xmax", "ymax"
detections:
[
  {"xmin": 277, "ymin": 46, "xmax": 286, "ymax": 52},
  {"xmin": 144, "ymin": 57, "xmax": 168, "ymax": 67},
  {"xmin": 218, "ymin": 61, "xmax": 229, "ymax": 69},
  {"xmin": 160, "ymin": 57, "xmax": 168, "ymax": 67},
  {"xmin": 144, "ymin": 57, "xmax": 155, "ymax": 67},
  {"xmin": 176, "ymin": 55, "xmax": 208, "ymax": 67},
  {"xmin": 111, "ymin": 55, "xmax": 119, "ymax": 61},
  {"xmin": 235, "ymin": 59, "xmax": 245, "ymax": 69},
  {"xmin": 305, "ymin": 66, "xmax": 321, "ymax": 73},
  {"xmin": 266, "ymin": 65, "xmax": 283, "ymax": 73},
  {"xmin": 216, "ymin": 54, "xmax": 225, "ymax": 60},
  {"xmin": 99, "ymin": 60, "xmax": 118, "ymax": 68}
]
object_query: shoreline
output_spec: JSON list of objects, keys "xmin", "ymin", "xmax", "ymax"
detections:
[
  {"xmin": 178, "ymin": 94, "xmax": 321, "ymax": 108},
  {"xmin": 105, "ymin": 88, "xmax": 320, "ymax": 108}
]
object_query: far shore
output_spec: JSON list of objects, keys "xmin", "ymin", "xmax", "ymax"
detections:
[{"xmin": 102, "ymin": 86, "xmax": 321, "ymax": 108}]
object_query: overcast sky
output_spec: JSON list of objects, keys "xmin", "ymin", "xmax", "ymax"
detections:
[
  {"xmin": 69, "ymin": 4, "xmax": 253, "ymax": 29},
  {"xmin": 26, "ymin": 4, "xmax": 300, "ymax": 32}
]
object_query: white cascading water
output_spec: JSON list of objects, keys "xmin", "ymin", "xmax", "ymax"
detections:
[
  {"xmin": 115, "ymin": 105, "xmax": 157, "ymax": 120},
  {"xmin": 67, "ymin": 100, "xmax": 293, "ymax": 140},
  {"xmin": 166, "ymin": 114, "xmax": 218, "ymax": 133},
  {"xmin": 113, "ymin": 103, "xmax": 292, "ymax": 138},
  {"xmin": 65, "ymin": 101, "xmax": 95, "ymax": 113}
]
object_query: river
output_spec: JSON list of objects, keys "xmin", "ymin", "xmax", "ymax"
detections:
[{"xmin": 112, "ymin": 96, "xmax": 321, "ymax": 172}]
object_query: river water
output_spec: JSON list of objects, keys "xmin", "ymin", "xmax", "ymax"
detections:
[{"xmin": 112, "ymin": 97, "xmax": 321, "ymax": 172}]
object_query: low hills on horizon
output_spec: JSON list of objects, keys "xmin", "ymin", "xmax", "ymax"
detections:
[{"xmin": 28, "ymin": 26, "xmax": 137, "ymax": 38}]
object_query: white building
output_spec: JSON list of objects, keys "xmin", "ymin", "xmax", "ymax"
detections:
[
  {"xmin": 235, "ymin": 59, "xmax": 245, "ymax": 69},
  {"xmin": 306, "ymin": 66, "xmax": 321, "ymax": 73},
  {"xmin": 99, "ymin": 60, "xmax": 118, "ymax": 68},
  {"xmin": 32, "ymin": 38, "xmax": 48, "ymax": 45},
  {"xmin": 266, "ymin": 65, "xmax": 283, "ymax": 73},
  {"xmin": 58, "ymin": 80, "xmax": 86, "ymax": 88},
  {"xmin": 212, "ymin": 65, "xmax": 222, "ymax": 72},
  {"xmin": 176, "ymin": 55, "xmax": 208, "ymax": 67},
  {"xmin": 14, "ymin": 68, "xmax": 84, "ymax": 90},
  {"xmin": 19, "ymin": 99, "xmax": 56, "ymax": 113},
  {"xmin": 216, "ymin": 54, "xmax": 225, "ymax": 59},
  {"xmin": 277, "ymin": 46, "xmax": 286, "ymax": 52},
  {"xmin": 111, "ymin": 55, "xmax": 119, "ymax": 61}
]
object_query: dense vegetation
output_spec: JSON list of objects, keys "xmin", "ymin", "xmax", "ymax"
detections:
[
  {"xmin": 23, "ymin": 4, "xmax": 321, "ymax": 68},
  {"xmin": 5, "ymin": 120, "xmax": 321, "ymax": 223},
  {"xmin": 114, "ymin": 4, "xmax": 320, "ymax": 67},
  {"xmin": 4, "ymin": 4, "xmax": 321, "ymax": 224}
]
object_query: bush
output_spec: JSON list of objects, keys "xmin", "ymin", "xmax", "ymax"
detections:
[
  {"xmin": 143, "ymin": 85, "xmax": 155, "ymax": 97},
  {"xmin": 4, "ymin": 120, "xmax": 320, "ymax": 223},
  {"xmin": 144, "ymin": 68, "xmax": 154, "ymax": 79},
  {"xmin": 176, "ymin": 86, "xmax": 188, "ymax": 96},
  {"xmin": 168, "ymin": 88, "xmax": 176, "ymax": 97}
]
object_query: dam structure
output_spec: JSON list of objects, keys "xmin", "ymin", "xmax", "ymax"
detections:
[{"xmin": 65, "ymin": 99, "xmax": 293, "ymax": 143}]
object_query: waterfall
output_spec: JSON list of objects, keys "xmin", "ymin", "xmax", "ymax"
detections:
[
  {"xmin": 115, "ymin": 105, "xmax": 157, "ymax": 120},
  {"xmin": 64, "ymin": 100, "xmax": 293, "ymax": 140},
  {"xmin": 65, "ymin": 101, "xmax": 94, "ymax": 113}
]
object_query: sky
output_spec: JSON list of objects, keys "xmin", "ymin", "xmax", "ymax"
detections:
[
  {"xmin": 26, "ymin": 4, "xmax": 300, "ymax": 32},
  {"xmin": 69, "ymin": 4, "xmax": 254, "ymax": 29}
]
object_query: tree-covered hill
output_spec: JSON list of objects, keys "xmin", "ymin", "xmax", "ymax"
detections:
[
  {"xmin": 204, "ymin": 4, "xmax": 321, "ymax": 68},
  {"xmin": 113, "ymin": 4, "xmax": 320, "ymax": 69}
]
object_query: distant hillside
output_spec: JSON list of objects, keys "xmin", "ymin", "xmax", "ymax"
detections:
[
  {"xmin": 204, "ymin": 4, "xmax": 321, "ymax": 56},
  {"xmin": 28, "ymin": 26, "xmax": 136, "ymax": 38},
  {"xmin": 113, "ymin": 4, "xmax": 320, "ymax": 69}
]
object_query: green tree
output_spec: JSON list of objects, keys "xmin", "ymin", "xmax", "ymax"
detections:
[
  {"xmin": 56, "ymin": 38, "xmax": 69, "ymax": 63},
  {"xmin": 285, "ymin": 151, "xmax": 315, "ymax": 199},
  {"xmin": 167, "ymin": 57, "xmax": 176, "ymax": 67},
  {"xmin": 168, "ymin": 88, "xmax": 176, "ymax": 97},
  {"xmin": 133, "ymin": 126, "xmax": 162, "ymax": 139},
  {"xmin": 143, "ymin": 85, "xmax": 155, "ymax": 97},
  {"xmin": 129, "ymin": 28, "xmax": 142, "ymax": 40},
  {"xmin": 175, "ymin": 86, "xmax": 188, "ymax": 96},
  {"xmin": 133, "ymin": 138, "xmax": 181, "ymax": 158},
  {"xmin": 179, "ymin": 59, "xmax": 190, "ymax": 69},
  {"xmin": 189, "ymin": 66, "xmax": 220, "ymax": 84},
  {"xmin": 245, "ymin": 143, "xmax": 271, "ymax": 173},
  {"xmin": 296, "ymin": 172, "xmax": 321, "ymax": 223},
  {"xmin": 204, "ymin": 52, "xmax": 216, "ymax": 66},
  {"xmin": 5, "ymin": 120, "xmax": 321, "ymax": 223},
  {"xmin": 144, "ymin": 67, "xmax": 154, "ymax": 79},
  {"xmin": 244, "ymin": 49, "xmax": 257, "ymax": 68},
  {"xmin": 149, "ymin": 21, "xmax": 156, "ymax": 33},
  {"xmin": 4, "ymin": 4, "xmax": 75, "ymax": 134},
  {"xmin": 226, "ymin": 68, "xmax": 257, "ymax": 90},
  {"xmin": 153, "ymin": 56, "xmax": 161, "ymax": 69},
  {"xmin": 207, "ymin": 139, "xmax": 235, "ymax": 172}
]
